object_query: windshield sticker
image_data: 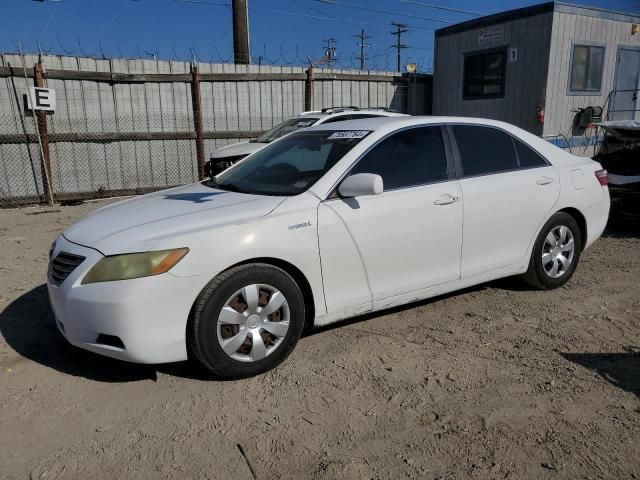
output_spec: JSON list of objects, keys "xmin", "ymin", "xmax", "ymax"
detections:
[
  {"xmin": 295, "ymin": 120, "xmax": 315, "ymax": 128},
  {"xmin": 294, "ymin": 180, "xmax": 309, "ymax": 189},
  {"xmin": 328, "ymin": 130, "xmax": 370, "ymax": 140}
]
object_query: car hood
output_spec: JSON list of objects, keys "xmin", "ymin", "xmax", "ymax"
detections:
[
  {"xmin": 63, "ymin": 182, "xmax": 286, "ymax": 255},
  {"xmin": 210, "ymin": 141, "xmax": 266, "ymax": 159}
]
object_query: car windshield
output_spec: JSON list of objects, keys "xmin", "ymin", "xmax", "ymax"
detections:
[
  {"xmin": 254, "ymin": 117, "xmax": 320, "ymax": 143},
  {"xmin": 209, "ymin": 130, "xmax": 370, "ymax": 196}
]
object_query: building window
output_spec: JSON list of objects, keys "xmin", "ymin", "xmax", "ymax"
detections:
[
  {"xmin": 569, "ymin": 45, "xmax": 605, "ymax": 93},
  {"xmin": 463, "ymin": 49, "xmax": 506, "ymax": 99}
]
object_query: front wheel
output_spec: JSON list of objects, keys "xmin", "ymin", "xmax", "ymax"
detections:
[
  {"xmin": 188, "ymin": 264, "xmax": 306, "ymax": 379},
  {"xmin": 522, "ymin": 212, "xmax": 583, "ymax": 290}
]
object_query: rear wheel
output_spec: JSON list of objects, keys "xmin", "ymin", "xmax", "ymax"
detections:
[
  {"xmin": 522, "ymin": 212, "xmax": 583, "ymax": 289},
  {"xmin": 188, "ymin": 264, "xmax": 305, "ymax": 379}
]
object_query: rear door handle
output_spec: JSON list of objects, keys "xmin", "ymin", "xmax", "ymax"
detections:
[
  {"xmin": 434, "ymin": 194, "xmax": 459, "ymax": 206},
  {"xmin": 536, "ymin": 176, "xmax": 555, "ymax": 186}
]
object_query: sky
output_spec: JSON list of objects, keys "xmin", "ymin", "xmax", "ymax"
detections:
[{"xmin": 1, "ymin": 0, "xmax": 639, "ymax": 72}]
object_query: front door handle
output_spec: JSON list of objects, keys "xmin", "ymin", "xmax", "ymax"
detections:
[
  {"xmin": 536, "ymin": 176, "xmax": 555, "ymax": 186},
  {"xmin": 434, "ymin": 194, "xmax": 459, "ymax": 206}
]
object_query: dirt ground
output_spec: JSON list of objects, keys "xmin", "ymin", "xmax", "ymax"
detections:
[{"xmin": 0, "ymin": 198, "xmax": 639, "ymax": 480}]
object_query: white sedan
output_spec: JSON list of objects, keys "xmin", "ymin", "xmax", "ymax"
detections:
[{"xmin": 47, "ymin": 117, "xmax": 610, "ymax": 379}]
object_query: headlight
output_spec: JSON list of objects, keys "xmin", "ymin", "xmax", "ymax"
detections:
[{"xmin": 82, "ymin": 248, "xmax": 189, "ymax": 284}]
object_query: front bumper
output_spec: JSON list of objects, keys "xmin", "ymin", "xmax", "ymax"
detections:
[{"xmin": 47, "ymin": 235, "xmax": 206, "ymax": 364}]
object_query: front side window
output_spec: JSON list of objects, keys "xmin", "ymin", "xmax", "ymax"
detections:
[
  {"xmin": 452, "ymin": 125, "xmax": 518, "ymax": 177},
  {"xmin": 348, "ymin": 126, "xmax": 448, "ymax": 190},
  {"xmin": 570, "ymin": 45, "xmax": 605, "ymax": 93},
  {"xmin": 463, "ymin": 49, "xmax": 506, "ymax": 99},
  {"xmin": 212, "ymin": 130, "xmax": 368, "ymax": 196},
  {"xmin": 254, "ymin": 117, "xmax": 320, "ymax": 143}
]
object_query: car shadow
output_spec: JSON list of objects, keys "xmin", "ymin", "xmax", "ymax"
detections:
[
  {"xmin": 305, "ymin": 284, "xmax": 487, "ymax": 337},
  {"xmin": 0, "ymin": 285, "xmax": 214, "ymax": 383},
  {"xmin": 561, "ymin": 351, "xmax": 640, "ymax": 398},
  {"xmin": 1, "ymin": 283, "xmax": 496, "ymax": 382}
]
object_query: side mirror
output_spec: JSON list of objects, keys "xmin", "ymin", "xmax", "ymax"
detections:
[{"xmin": 338, "ymin": 173, "xmax": 383, "ymax": 198}]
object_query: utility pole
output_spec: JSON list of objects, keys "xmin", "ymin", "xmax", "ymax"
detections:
[
  {"xmin": 323, "ymin": 38, "xmax": 337, "ymax": 67},
  {"xmin": 355, "ymin": 29, "xmax": 371, "ymax": 70},
  {"xmin": 232, "ymin": 0, "xmax": 250, "ymax": 64},
  {"xmin": 391, "ymin": 22, "xmax": 408, "ymax": 73}
]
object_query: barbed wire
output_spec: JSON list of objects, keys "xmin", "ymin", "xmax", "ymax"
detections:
[{"xmin": 6, "ymin": 38, "xmax": 433, "ymax": 73}]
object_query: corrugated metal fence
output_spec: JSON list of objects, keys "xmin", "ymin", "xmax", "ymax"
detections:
[{"xmin": 0, "ymin": 54, "xmax": 417, "ymax": 207}]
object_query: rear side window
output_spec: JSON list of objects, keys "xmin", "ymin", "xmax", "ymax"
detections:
[
  {"xmin": 513, "ymin": 138, "xmax": 547, "ymax": 168},
  {"xmin": 349, "ymin": 126, "xmax": 448, "ymax": 190},
  {"xmin": 451, "ymin": 125, "xmax": 518, "ymax": 177}
]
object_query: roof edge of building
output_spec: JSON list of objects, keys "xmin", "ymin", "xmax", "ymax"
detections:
[{"xmin": 435, "ymin": 1, "xmax": 640, "ymax": 39}]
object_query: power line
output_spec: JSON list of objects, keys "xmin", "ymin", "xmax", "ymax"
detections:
[
  {"xmin": 391, "ymin": 22, "xmax": 407, "ymax": 73},
  {"xmin": 166, "ymin": 0, "xmax": 437, "ymax": 33},
  {"xmin": 253, "ymin": 4, "xmax": 436, "ymax": 33},
  {"xmin": 396, "ymin": 0, "xmax": 483, "ymax": 16},
  {"xmin": 315, "ymin": 0, "xmax": 452, "ymax": 24},
  {"xmin": 170, "ymin": 0, "xmax": 229, "ymax": 5},
  {"xmin": 290, "ymin": 0, "xmax": 334, "ymax": 19}
]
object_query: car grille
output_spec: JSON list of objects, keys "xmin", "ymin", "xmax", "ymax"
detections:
[{"xmin": 48, "ymin": 252, "xmax": 86, "ymax": 286}]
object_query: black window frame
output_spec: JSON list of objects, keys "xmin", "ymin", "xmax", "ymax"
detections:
[
  {"xmin": 462, "ymin": 48, "xmax": 507, "ymax": 100},
  {"xmin": 568, "ymin": 43, "xmax": 605, "ymax": 95},
  {"xmin": 445, "ymin": 124, "xmax": 550, "ymax": 179},
  {"xmin": 325, "ymin": 124, "xmax": 456, "ymax": 199}
]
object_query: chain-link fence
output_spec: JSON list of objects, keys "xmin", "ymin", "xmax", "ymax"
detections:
[{"xmin": 0, "ymin": 54, "xmax": 430, "ymax": 208}]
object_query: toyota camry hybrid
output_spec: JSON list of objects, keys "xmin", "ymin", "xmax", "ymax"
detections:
[{"xmin": 47, "ymin": 117, "xmax": 610, "ymax": 379}]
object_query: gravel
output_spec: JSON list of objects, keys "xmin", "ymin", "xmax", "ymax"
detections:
[{"xmin": 1, "ymin": 198, "xmax": 639, "ymax": 479}]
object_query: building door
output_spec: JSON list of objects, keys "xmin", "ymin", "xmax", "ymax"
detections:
[{"xmin": 611, "ymin": 48, "xmax": 640, "ymax": 121}]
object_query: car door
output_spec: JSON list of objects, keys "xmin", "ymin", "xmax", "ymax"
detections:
[
  {"xmin": 448, "ymin": 124, "xmax": 560, "ymax": 278},
  {"xmin": 317, "ymin": 126, "xmax": 463, "ymax": 313}
]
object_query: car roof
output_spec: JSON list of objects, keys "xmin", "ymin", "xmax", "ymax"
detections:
[{"xmin": 304, "ymin": 115, "xmax": 526, "ymax": 132}]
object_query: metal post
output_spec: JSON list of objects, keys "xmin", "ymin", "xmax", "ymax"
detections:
[
  {"xmin": 18, "ymin": 40, "xmax": 54, "ymax": 206},
  {"xmin": 232, "ymin": 0, "xmax": 250, "ymax": 64},
  {"xmin": 190, "ymin": 64, "xmax": 206, "ymax": 180},
  {"xmin": 33, "ymin": 61, "xmax": 54, "ymax": 203},
  {"xmin": 304, "ymin": 66, "xmax": 313, "ymax": 112},
  {"xmin": 391, "ymin": 23, "xmax": 408, "ymax": 73},
  {"xmin": 355, "ymin": 29, "xmax": 370, "ymax": 71}
]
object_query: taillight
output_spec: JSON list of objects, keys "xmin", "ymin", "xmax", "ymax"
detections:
[{"xmin": 595, "ymin": 169, "xmax": 608, "ymax": 186}]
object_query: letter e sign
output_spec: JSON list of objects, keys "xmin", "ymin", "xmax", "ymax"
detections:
[{"xmin": 27, "ymin": 87, "xmax": 56, "ymax": 111}]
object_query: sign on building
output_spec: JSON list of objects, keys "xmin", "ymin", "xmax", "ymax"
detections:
[
  {"xmin": 478, "ymin": 26, "xmax": 504, "ymax": 46},
  {"xmin": 26, "ymin": 87, "xmax": 56, "ymax": 111}
]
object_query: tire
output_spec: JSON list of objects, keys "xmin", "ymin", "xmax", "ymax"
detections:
[
  {"xmin": 522, "ymin": 212, "xmax": 583, "ymax": 290},
  {"xmin": 188, "ymin": 263, "xmax": 306, "ymax": 379}
]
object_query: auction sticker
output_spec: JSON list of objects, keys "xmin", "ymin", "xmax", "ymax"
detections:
[{"xmin": 328, "ymin": 130, "xmax": 370, "ymax": 140}]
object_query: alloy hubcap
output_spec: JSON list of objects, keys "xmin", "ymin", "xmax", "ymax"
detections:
[
  {"xmin": 542, "ymin": 225, "xmax": 575, "ymax": 279},
  {"xmin": 216, "ymin": 284, "xmax": 290, "ymax": 362}
]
